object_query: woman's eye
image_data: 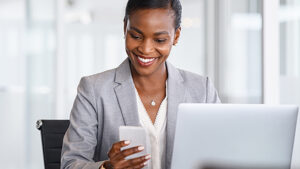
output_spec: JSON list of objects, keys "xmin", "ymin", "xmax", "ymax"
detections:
[
  {"xmin": 155, "ymin": 39, "xmax": 167, "ymax": 43},
  {"xmin": 130, "ymin": 34, "xmax": 141, "ymax": 40}
]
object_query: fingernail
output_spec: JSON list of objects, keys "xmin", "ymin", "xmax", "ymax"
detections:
[
  {"xmin": 138, "ymin": 146, "xmax": 144, "ymax": 151},
  {"xmin": 145, "ymin": 154, "xmax": 151, "ymax": 160},
  {"xmin": 124, "ymin": 140, "xmax": 130, "ymax": 144},
  {"xmin": 144, "ymin": 161, "xmax": 148, "ymax": 166}
]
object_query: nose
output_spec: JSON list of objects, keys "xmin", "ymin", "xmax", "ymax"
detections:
[{"xmin": 138, "ymin": 39, "xmax": 154, "ymax": 55}]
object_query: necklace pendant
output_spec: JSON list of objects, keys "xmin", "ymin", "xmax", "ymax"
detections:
[{"xmin": 151, "ymin": 100, "xmax": 156, "ymax": 106}]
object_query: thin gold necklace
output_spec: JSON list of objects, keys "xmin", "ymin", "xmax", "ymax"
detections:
[
  {"xmin": 135, "ymin": 83, "xmax": 167, "ymax": 107},
  {"xmin": 150, "ymin": 99, "xmax": 156, "ymax": 106}
]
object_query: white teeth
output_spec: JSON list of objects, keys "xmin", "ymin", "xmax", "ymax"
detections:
[{"xmin": 137, "ymin": 56, "xmax": 155, "ymax": 63}]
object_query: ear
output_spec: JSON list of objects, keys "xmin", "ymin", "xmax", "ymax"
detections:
[{"xmin": 173, "ymin": 27, "xmax": 181, "ymax": 46}]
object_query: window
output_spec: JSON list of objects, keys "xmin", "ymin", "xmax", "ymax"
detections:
[{"xmin": 214, "ymin": 0, "xmax": 263, "ymax": 104}]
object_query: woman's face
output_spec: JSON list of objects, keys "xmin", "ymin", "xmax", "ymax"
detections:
[{"xmin": 124, "ymin": 8, "xmax": 181, "ymax": 77}]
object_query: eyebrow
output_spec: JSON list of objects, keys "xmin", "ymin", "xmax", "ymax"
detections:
[
  {"xmin": 129, "ymin": 26, "xmax": 170, "ymax": 36},
  {"xmin": 154, "ymin": 31, "xmax": 169, "ymax": 36}
]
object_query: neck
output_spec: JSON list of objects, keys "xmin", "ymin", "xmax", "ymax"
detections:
[{"xmin": 131, "ymin": 64, "xmax": 167, "ymax": 91}]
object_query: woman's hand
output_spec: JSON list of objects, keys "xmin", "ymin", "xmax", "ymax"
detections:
[{"xmin": 103, "ymin": 140, "xmax": 151, "ymax": 169}]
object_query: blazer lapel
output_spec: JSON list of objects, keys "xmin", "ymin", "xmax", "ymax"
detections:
[
  {"xmin": 165, "ymin": 61, "xmax": 187, "ymax": 169},
  {"xmin": 114, "ymin": 59, "xmax": 187, "ymax": 168},
  {"xmin": 114, "ymin": 58, "xmax": 140, "ymax": 126}
]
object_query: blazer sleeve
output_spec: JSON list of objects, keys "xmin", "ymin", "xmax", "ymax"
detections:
[
  {"xmin": 206, "ymin": 77, "xmax": 221, "ymax": 103},
  {"xmin": 61, "ymin": 77, "xmax": 104, "ymax": 169}
]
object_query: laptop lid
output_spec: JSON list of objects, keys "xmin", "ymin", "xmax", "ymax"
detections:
[{"xmin": 171, "ymin": 104, "xmax": 298, "ymax": 169}]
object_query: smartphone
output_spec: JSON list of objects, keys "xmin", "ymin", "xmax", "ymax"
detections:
[{"xmin": 119, "ymin": 126, "xmax": 151, "ymax": 168}]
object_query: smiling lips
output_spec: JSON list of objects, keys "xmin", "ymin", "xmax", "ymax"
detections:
[{"xmin": 135, "ymin": 54, "xmax": 157, "ymax": 67}]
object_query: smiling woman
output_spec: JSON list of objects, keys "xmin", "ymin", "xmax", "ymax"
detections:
[
  {"xmin": 60, "ymin": 0, "xmax": 220, "ymax": 169},
  {"xmin": 124, "ymin": 8, "xmax": 181, "ymax": 126},
  {"xmin": 125, "ymin": 8, "xmax": 180, "ymax": 77}
]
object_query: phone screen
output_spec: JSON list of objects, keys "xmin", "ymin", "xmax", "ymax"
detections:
[{"xmin": 119, "ymin": 126, "xmax": 151, "ymax": 168}]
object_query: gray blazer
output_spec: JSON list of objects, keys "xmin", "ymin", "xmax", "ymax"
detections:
[{"xmin": 61, "ymin": 58, "xmax": 220, "ymax": 169}]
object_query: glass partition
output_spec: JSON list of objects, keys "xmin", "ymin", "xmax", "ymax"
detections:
[
  {"xmin": 216, "ymin": 0, "xmax": 263, "ymax": 103},
  {"xmin": 0, "ymin": 0, "xmax": 56, "ymax": 168},
  {"xmin": 279, "ymin": 0, "xmax": 300, "ymax": 105},
  {"xmin": 0, "ymin": 1, "xmax": 27, "ymax": 168}
]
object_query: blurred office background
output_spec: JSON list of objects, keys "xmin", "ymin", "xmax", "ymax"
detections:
[{"xmin": 0, "ymin": 0, "xmax": 299, "ymax": 168}]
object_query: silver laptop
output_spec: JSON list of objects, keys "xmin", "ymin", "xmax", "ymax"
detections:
[{"xmin": 171, "ymin": 104, "xmax": 298, "ymax": 169}]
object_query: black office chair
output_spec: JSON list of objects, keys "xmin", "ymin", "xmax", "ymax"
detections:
[{"xmin": 36, "ymin": 120, "xmax": 70, "ymax": 169}]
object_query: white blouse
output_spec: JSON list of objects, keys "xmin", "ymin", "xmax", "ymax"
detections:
[{"xmin": 134, "ymin": 88, "xmax": 167, "ymax": 169}]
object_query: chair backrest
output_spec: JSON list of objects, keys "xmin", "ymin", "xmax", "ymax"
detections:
[{"xmin": 36, "ymin": 120, "xmax": 70, "ymax": 169}]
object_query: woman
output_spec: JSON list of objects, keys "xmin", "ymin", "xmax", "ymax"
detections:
[{"xmin": 61, "ymin": 0, "xmax": 220, "ymax": 169}]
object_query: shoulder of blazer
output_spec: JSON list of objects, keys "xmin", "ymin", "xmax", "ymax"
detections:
[
  {"xmin": 175, "ymin": 68, "xmax": 210, "ymax": 101},
  {"xmin": 177, "ymin": 69, "xmax": 207, "ymax": 85},
  {"xmin": 82, "ymin": 68, "xmax": 117, "ymax": 88},
  {"xmin": 82, "ymin": 58, "xmax": 131, "ymax": 87},
  {"xmin": 77, "ymin": 59, "xmax": 131, "ymax": 98},
  {"xmin": 165, "ymin": 60, "xmax": 207, "ymax": 87}
]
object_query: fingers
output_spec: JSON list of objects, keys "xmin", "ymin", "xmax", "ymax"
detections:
[
  {"xmin": 107, "ymin": 141, "xmax": 151, "ymax": 169},
  {"xmin": 108, "ymin": 140, "xmax": 130, "ymax": 158},
  {"xmin": 117, "ymin": 154, "xmax": 151, "ymax": 169},
  {"xmin": 113, "ymin": 146, "xmax": 144, "ymax": 160}
]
